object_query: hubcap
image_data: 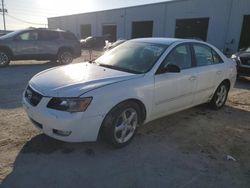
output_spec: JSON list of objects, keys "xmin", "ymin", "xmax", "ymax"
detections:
[
  {"xmin": 215, "ymin": 85, "xmax": 227, "ymax": 107},
  {"xmin": 0, "ymin": 52, "xmax": 8, "ymax": 65},
  {"xmin": 60, "ymin": 52, "xmax": 72, "ymax": 64},
  {"xmin": 114, "ymin": 108, "xmax": 138, "ymax": 144}
]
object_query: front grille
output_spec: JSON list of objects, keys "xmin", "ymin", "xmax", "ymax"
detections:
[
  {"xmin": 240, "ymin": 57, "xmax": 250, "ymax": 66},
  {"xmin": 25, "ymin": 86, "xmax": 43, "ymax": 106}
]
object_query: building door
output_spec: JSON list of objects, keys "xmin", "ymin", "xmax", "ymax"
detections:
[
  {"xmin": 239, "ymin": 15, "xmax": 250, "ymax": 49},
  {"xmin": 131, "ymin": 21, "xmax": 153, "ymax": 38},
  {"xmin": 175, "ymin": 18, "xmax": 209, "ymax": 41},
  {"xmin": 80, "ymin": 24, "xmax": 91, "ymax": 38},
  {"xmin": 102, "ymin": 25, "xmax": 117, "ymax": 42}
]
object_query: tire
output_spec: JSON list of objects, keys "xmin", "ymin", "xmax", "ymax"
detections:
[
  {"xmin": 100, "ymin": 101, "xmax": 141, "ymax": 148},
  {"xmin": 0, "ymin": 51, "xmax": 10, "ymax": 67},
  {"xmin": 58, "ymin": 50, "xmax": 73, "ymax": 64},
  {"xmin": 209, "ymin": 82, "xmax": 229, "ymax": 109}
]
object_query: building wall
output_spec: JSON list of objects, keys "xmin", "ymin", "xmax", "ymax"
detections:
[
  {"xmin": 226, "ymin": 0, "xmax": 250, "ymax": 52},
  {"xmin": 124, "ymin": 3, "xmax": 166, "ymax": 39},
  {"xmin": 164, "ymin": 0, "xmax": 231, "ymax": 51},
  {"xmin": 48, "ymin": 0, "xmax": 250, "ymax": 53},
  {"xmin": 96, "ymin": 9, "xmax": 125, "ymax": 39}
]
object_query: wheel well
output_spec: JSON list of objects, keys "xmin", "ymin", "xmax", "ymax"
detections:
[
  {"xmin": 105, "ymin": 99, "xmax": 147, "ymax": 123},
  {"xmin": 0, "ymin": 46, "xmax": 13, "ymax": 58},
  {"xmin": 98, "ymin": 98, "xmax": 147, "ymax": 140},
  {"xmin": 58, "ymin": 47, "xmax": 73, "ymax": 55},
  {"xmin": 122, "ymin": 99, "xmax": 147, "ymax": 123},
  {"xmin": 221, "ymin": 79, "xmax": 231, "ymax": 89}
]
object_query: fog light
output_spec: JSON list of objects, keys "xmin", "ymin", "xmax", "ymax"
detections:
[{"xmin": 53, "ymin": 129, "xmax": 72, "ymax": 136}]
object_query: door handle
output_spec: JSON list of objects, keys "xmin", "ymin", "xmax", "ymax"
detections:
[
  {"xmin": 216, "ymin": 71, "xmax": 222, "ymax": 75},
  {"xmin": 189, "ymin": 76, "xmax": 197, "ymax": 81}
]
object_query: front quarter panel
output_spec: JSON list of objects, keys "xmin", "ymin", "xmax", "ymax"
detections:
[
  {"xmin": 225, "ymin": 58, "xmax": 237, "ymax": 90},
  {"xmin": 82, "ymin": 74, "xmax": 155, "ymax": 123}
]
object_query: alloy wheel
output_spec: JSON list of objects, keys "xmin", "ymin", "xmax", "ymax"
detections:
[
  {"xmin": 60, "ymin": 51, "xmax": 73, "ymax": 64},
  {"xmin": 0, "ymin": 52, "xmax": 9, "ymax": 66},
  {"xmin": 114, "ymin": 108, "xmax": 138, "ymax": 144},
  {"xmin": 215, "ymin": 85, "xmax": 227, "ymax": 107}
]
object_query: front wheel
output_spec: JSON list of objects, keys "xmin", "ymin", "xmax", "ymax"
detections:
[
  {"xmin": 209, "ymin": 83, "xmax": 229, "ymax": 109},
  {"xmin": 58, "ymin": 50, "xmax": 73, "ymax": 64},
  {"xmin": 0, "ymin": 51, "xmax": 10, "ymax": 67},
  {"xmin": 100, "ymin": 102, "xmax": 141, "ymax": 148}
]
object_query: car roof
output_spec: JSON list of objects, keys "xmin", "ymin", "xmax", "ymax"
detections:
[
  {"xmin": 17, "ymin": 28, "xmax": 68, "ymax": 33},
  {"xmin": 130, "ymin": 37, "xmax": 201, "ymax": 45}
]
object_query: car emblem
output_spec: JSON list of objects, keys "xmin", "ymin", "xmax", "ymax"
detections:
[{"xmin": 26, "ymin": 89, "xmax": 33, "ymax": 100}]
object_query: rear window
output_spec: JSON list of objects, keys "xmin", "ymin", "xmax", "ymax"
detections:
[{"xmin": 61, "ymin": 32, "xmax": 77, "ymax": 40}]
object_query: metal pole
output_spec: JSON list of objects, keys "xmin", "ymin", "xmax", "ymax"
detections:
[{"xmin": 1, "ymin": 0, "xmax": 6, "ymax": 30}]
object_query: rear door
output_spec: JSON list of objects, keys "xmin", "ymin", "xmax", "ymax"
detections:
[
  {"xmin": 153, "ymin": 44, "xmax": 197, "ymax": 118},
  {"xmin": 191, "ymin": 43, "xmax": 225, "ymax": 105},
  {"xmin": 37, "ymin": 30, "xmax": 60, "ymax": 58}
]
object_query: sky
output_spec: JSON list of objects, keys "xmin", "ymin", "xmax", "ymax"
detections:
[{"xmin": 0, "ymin": 0, "xmax": 171, "ymax": 30}]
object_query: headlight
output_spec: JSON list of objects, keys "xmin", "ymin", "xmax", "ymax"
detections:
[
  {"xmin": 47, "ymin": 97, "xmax": 92, "ymax": 112},
  {"xmin": 231, "ymin": 54, "xmax": 237, "ymax": 59}
]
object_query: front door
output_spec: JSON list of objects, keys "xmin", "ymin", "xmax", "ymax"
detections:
[
  {"xmin": 153, "ymin": 44, "xmax": 196, "ymax": 118},
  {"xmin": 37, "ymin": 30, "xmax": 60, "ymax": 58},
  {"xmin": 13, "ymin": 30, "xmax": 39, "ymax": 59}
]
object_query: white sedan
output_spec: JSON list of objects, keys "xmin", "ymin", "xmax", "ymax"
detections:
[{"xmin": 22, "ymin": 38, "xmax": 237, "ymax": 147}]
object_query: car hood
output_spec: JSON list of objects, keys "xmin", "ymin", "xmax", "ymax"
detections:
[{"xmin": 29, "ymin": 63, "xmax": 142, "ymax": 97}]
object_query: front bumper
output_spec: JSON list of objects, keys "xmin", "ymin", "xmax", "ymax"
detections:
[{"xmin": 22, "ymin": 96, "xmax": 104, "ymax": 142}]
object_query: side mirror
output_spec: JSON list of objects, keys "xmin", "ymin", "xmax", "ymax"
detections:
[{"xmin": 157, "ymin": 64, "xmax": 181, "ymax": 74}]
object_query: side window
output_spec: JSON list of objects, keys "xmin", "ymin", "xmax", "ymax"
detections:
[
  {"xmin": 160, "ymin": 44, "xmax": 192, "ymax": 70},
  {"xmin": 212, "ymin": 50, "xmax": 224, "ymax": 64},
  {"xmin": 17, "ymin": 31, "xmax": 38, "ymax": 41},
  {"xmin": 39, "ymin": 31, "xmax": 59, "ymax": 40},
  {"xmin": 193, "ymin": 44, "xmax": 214, "ymax": 66}
]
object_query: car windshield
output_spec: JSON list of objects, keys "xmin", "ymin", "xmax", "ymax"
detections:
[
  {"xmin": 0, "ymin": 30, "xmax": 23, "ymax": 39},
  {"xmin": 95, "ymin": 41, "xmax": 168, "ymax": 74}
]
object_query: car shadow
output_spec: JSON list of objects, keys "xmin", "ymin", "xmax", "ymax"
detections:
[{"xmin": 1, "ymin": 105, "xmax": 250, "ymax": 188}]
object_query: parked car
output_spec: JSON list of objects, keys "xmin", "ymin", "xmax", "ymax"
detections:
[
  {"xmin": 22, "ymin": 38, "xmax": 237, "ymax": 147},
  {"xmin": 0, "ymin": 28, "xmax": 81, "ymax": 67},
  {"xmin": 80, "ymin": 35, "xmax": 110, "ymax": 50},
  {"xmin": 231, "ymin": 46, "xmax": 250, "ymax": 77}
]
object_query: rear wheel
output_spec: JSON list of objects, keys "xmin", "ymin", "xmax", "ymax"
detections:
[
  {"xmin": 0, "ymin": 51, "xmax": 10, "ymax": 67},
  {"xmin": 210, "ymin": 83, "xmax": 229, "ymax": 109},
  {"xmin": 100, "ymin": 101, "xmax": 141, "ymax": 148},
  {"xmin": 58, "ymin": 50, "xmax": 73, "ymax": 64}
]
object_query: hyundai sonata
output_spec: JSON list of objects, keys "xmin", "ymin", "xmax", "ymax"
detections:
[{"xmin": 23, "ymin": 38, "xmax": 237, "ymax": 147}]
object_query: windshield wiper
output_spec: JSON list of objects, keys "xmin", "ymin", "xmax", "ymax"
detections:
[{"xmin": 98, "ymin": 63, "xmax": 141, "ymax": 74}]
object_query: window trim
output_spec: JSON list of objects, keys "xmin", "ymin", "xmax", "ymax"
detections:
[
  {"xmin": 211, "ymin": 49, "xmax": 224, "ymax": 64},
  {"xmin": 155, "ymin": 42, "xmax": 195, "ymax": 75}
]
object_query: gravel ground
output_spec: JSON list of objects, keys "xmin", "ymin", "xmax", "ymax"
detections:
[{"xmin": 0, "ymin": 53, "xmax": 250, "ymax": 188}]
